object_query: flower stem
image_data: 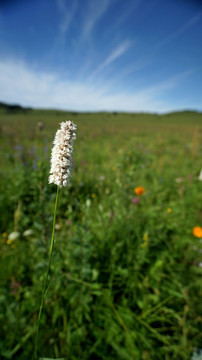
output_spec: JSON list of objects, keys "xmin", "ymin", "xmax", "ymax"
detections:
[{"xmin": 34, "ymin": 186, "xmax": 60, "ymax": 359}]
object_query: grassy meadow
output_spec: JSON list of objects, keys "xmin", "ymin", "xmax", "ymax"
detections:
[{"xmin": 0, "ymin": 105, "xmax": 202, "ymax": 360}]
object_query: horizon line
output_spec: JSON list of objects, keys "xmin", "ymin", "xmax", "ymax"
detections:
[{"xmin": 0, "ymin": 100, "xmax": 202, "ymax": 116}]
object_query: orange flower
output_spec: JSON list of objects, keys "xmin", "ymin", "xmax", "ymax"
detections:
[
  {"xmin": 193, "ymin": 226, "xmax": 202, "ymax": 238},
  {"xmin": 134, "ymin": 186, "xmax": 145, "ymax": 195}
]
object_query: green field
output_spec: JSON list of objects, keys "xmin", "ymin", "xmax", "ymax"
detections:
[{"xmin": 0, "ymin": 105, "xmax": 202, "ymax": 360}]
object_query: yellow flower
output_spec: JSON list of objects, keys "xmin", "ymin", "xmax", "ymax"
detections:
[
  {"xmin": 2, "ymin": 232, "xmax": 7, "ymax": 238},
  {"xmin": 135, "ymin": 186, "xmax": 145, "ymax": 195},
  {"xmin": 167, "ymin": 208, "xmax": 172, "ymax": 213},
  {"xmin": 143, "ymin": 233, "xmax": 149, "ymax": 242},
  {"xmin": 7, "ymin": 239, "xmax": 12, "ymax": 245},
  {"xmin": 193, "ymin": 226, "xmax": 202, "ymax": 238},
  {"xmin": 141, "ymin": 232, "xmax": 149, "ymax": 248},
  {"xmin": 91, "ymin": 193, "xmax": 96, "ymax": 199}
]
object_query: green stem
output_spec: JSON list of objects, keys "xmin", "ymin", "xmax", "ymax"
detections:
[{"xmin": 34, "ymin": 186, "xmax": 60, "ymax": 359}]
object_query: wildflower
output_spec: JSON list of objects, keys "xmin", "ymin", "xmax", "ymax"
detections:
[
  {"xmin": 132, "ymin": 197, "xmax": 140, "ymax": 204},
  {"xmin": 91, "ymin": 193, "xmax": 96, "ymax": 198},
  {"xmin": 99, "ymin": 175, "xmax": 105, "ymax": 181},
  {"xmin": 134, "ymin": 186, "xmax": 145, "ymax": 195},
  {"xmin": 109, "ymin": 212, "xmax": 114, "ymax": 219},
  {"xmin": 98, "ymin": 204, "xmax": 103, "ymax": 212},
  {"xmin": 193, "ymin": 226, "xmax": 202, "ymax": 238},
  {"xmin": 2, "ymin": 232, "xmax": 7, "ymax": 238},
  {"xmin": 23, "ymin": 229, "xmax": 34, "ymax": 237},
  {"xmin": 49, "ymin": 121, "xmax": 76, "ymax": 187},
  {"xmin": 86, "ymin": 199, "xmax": 91, "ymax": 207},
  {"xmin": 141, "ymin": 232, "xmax": 149, "ymax": 248},
  {"xmin": 8, "ymin": 231, "xmax": 20, "ymax": 241},
  {"xmin": 66, "ymin": 219, "xmax": 71, "ymax": 227},
  {"xmin": 167, "ymin": 208, "xmax": 172, "ymax": 213},
  {"xmin": 7, "ymin": 239, "xmax": 12, "ymax": 245},
  {"xmin": 199, "ymin": 169, "xmax": 202, "ymax": 181},
  {"xmin": 38, "ymin": 121, "xmax": 44, "ymax": 131},
  {"xmin": 175, "ymin": 177, "xmax": 184, "ymax": 183},
  {"xmin": 10, "ymin": 280, "xmax": 21, "ymax": 295},
  {"xmin": 143, "ymin": 232, "xmax": 149, "ymax": 242},
  {"xmin": 35, "ymin": 121, "xmax": 77, "ymax": 359}
]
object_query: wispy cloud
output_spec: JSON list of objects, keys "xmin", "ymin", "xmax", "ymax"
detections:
[
  {"xmin": 109, "ymin": 59, "xmax": 152, "ymax": 84},
  {"xmin": 101, "ymin": 40, "xmax": 132, "ymax": 68},
  {"xmin": 168, "ymin": 12, "xmax": 202, "ymax": 40},
  {"xmin": 154, "ymin": 12, "xmax": 202, "ymax": 50},
  {"xmin": 57, "ymin": 0, "xmax": 78, "ymax": 42},
  {"xmin": 90, "ymin": 40, "xmax": 132, "ymax": 78},
  {"xmin": 106, "ymin": 0, "xmax": 141, "ymax": 34},
  {"xmin": 139, "ymin": 69, "xmax": 195, "ymax": 94},
  {"xmin": 81, "ymin": 0, "xmax": 111, "ymax": 39},
  {"xmin": 0, "ymin": 58, "xmax": 196, "ymax": 113}
]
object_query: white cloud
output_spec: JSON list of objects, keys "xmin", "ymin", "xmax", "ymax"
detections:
[{"xmin": 0, "ymin": 58, "xmax": 195, "ymax": 113}]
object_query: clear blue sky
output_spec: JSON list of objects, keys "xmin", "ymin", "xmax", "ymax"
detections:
[{"xmin": 0, "ymin": 0, "xmax": 201, "ymax": 112}]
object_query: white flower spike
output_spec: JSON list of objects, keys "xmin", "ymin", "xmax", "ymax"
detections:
[
  {"xmin": 49, "ymin": 121, "xmax": 76, "ymax": 187},
  {"xmin": 199, "ymin": 168, "xmax": 202, "ymax": 181}
]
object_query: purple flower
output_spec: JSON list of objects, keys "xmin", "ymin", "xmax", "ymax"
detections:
[
  {"xmin": 132, "ymin": 197, "xmax": 140, "ymax": 204},
  {"xmin": 10, "ymin": 280, "xmax": 21, "ymax": 295},
  {"xmin": 33, "ymin": 163, "xmax": 37, "ymax": 170},
  {"xmin": 28, "ymin": 146, "xmax": 37, "ymax": 156}
]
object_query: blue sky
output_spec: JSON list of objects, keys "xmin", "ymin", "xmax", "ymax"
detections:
[{"xmin": 0, "ymin": 0, "xmax": 201, "ymax": 112}]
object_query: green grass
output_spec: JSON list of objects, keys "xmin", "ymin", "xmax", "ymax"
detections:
[{"xmin": 0, "ymin": 107, "xmax": 202, "ymax": 360}]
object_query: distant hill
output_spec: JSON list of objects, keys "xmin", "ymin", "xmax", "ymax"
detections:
[{"xmin": 0, "ymin": 101, "xmax": 32, "ymax": 113}]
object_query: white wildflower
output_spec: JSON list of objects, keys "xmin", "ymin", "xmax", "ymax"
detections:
[
  {"xmin": 199, "ymin": 168, "xmax": 202, "ymax": 181},
  {"xmin": 86, "ymin": 199, "xmax": 91, "ymax": 208},
  {"xmin": 49, "ymin": 121, "xmax": 76, "ymax": 187},
  {"xmin": 99, "ymin": 175, "xmax": 105, "ymax": 181},
  {"xmin": 23, "ymin": 229, "xmax": 34, "ymax": 237},
  {"xmin": 8, "ymin": 231, "xmax": 20, "ymax": 241}
]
